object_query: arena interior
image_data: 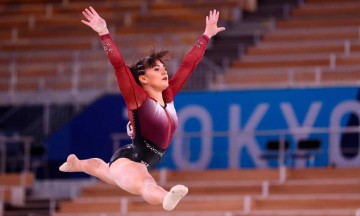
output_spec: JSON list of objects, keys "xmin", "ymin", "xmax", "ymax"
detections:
[{"xmin": 0, "ymin": 0, "xmax": 360, "ymax": 215}]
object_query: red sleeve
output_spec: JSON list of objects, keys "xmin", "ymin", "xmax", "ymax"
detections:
[
  {"xmin": 163, "ymin": 34, "xmax": 209, "ymax": 102},
  {"xmin": 100, "ymin": 34, "xmax": 146, "ymax": 110}
]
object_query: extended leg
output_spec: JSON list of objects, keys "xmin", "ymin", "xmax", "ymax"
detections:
[
  {"xmin": 59, "ymin": 154, "xmax": 115, "ymax": 185},
  {"xmin": 109, "ymin": 158, "xmax": 187, "ymax": 210}
]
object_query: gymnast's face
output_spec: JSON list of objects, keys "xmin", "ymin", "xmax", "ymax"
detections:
[{"xmin": 139, "ymin": 60, "xmax": 169, "ymax": 91}]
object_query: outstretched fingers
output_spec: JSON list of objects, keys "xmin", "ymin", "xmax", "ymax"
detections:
[
  {"xmin": 81, "ymin": 6, "xmax": 98, "ymax": 27},
  {"xmin": 204, "ymin": 9, "xmax": 225, "ymax": 38},
  {"xmin": 85, "ymin": 8, "xmax": 94, "ymax": 18},
  {"xmin": 82, "ymin": 10, "xmax": 92, "ymax": 21},
  {"xmin": 207, "ymin": 9, "xmax": 220, "ymax": 24},
  {"xmin": 81, "ymin": 9, "xmax": 92, "ymax": 27},
  {"xmin": 218, "ymin": 26, "xmax": 226, "ymax": 32},
  {"xmin": 81, "ymin": 19, "xmax": 91, "ymax": 26},
  {"xmin": 82, "ymin": 6, "xmax": 99, "ymax": 21},
  {"xmin": 89, "ymin": 6, "xmax": 99, "ymax": 16}
]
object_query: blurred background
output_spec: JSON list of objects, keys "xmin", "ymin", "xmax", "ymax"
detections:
[{"xmin": 0, "ymin": 0, "xmax": 360, "ymax": 215}]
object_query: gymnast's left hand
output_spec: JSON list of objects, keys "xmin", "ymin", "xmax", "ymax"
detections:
[
  {"xmin": 81, "ymin": 6, "xmax": 109, "ymax": 35},
  {"xmin": 203, "ymin": 9, "xmax": 226, "ymax": 39}
]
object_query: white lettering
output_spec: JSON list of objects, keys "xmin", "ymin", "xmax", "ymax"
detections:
[
  {"xmin": 228, "ymin": 104, "xmax": 269, "ymax": 168},
  {"xmin": 281, "ymin": 102, "xmax": 322, "ymax": 167},
  {"xmin": 173, "ymin": 105, "xmax": 212, "ymax": 169},
  {"xmin": 330, "ymin": 101, "xmax": 360, "ymax": 167}
]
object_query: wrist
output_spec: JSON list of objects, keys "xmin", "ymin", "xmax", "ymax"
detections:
[
  {"xmin": 98, "ymin": 28, "xmax": 110, "ymax": 36},
  {"xmin": 203, "ymin": 32, "xmax": 213, "ymax": 39}
]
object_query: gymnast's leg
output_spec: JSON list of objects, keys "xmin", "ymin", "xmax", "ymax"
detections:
[
  {"xmin": 59, "ymin": 155, "xmax": 187, "ymax": 210},
  {"xmin": 59, "ymin": 154, "xmax": 116, "ymax": 185},
  {"xmin": 108, "ymin": 158, "xmax": 188, "ymax": 210}
]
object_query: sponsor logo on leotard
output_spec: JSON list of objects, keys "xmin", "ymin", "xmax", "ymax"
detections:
[
  {"xmin": 141, "ymin": 160, "xmax": 149, "ymax": 167},
  {"xmin": 145, "ymin": 142, "xmax": 164, "ymax": 157}
]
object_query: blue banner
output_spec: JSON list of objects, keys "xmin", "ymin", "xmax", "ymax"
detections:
[
  {"xmin": 46, "ymin": 87, "xmax": 360, "ymax": 172},
  {"xmin": 158, "ymin": 87, "xmax": 360, "ymax": 169}
]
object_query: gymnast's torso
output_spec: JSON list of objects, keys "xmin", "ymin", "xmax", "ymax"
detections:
[
  {"xmin": 101, "ymin": 33, "xmax": 209, "ymax": 168},
  {"xmin": 132, "ymin": 98, "xmax": 178, "ymax": 149},
  {"xmin": 110, "ymin": 97, "xmax": 178, "ymax": 168}
]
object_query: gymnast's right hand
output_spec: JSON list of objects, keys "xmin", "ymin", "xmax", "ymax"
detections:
[{"xmin": 81, "ymin": 6, "xmax": 109, "ymax": 35}]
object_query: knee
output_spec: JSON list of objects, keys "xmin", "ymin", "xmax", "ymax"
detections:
[
  {"xmin": 143, "ymin": 177, "xmax": 156, "ymax": 185},
  {"xmin": 142, "ymin": 177, "xmax": 157, "ymax": 192}
]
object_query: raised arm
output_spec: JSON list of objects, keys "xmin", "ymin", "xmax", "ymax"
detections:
[
  {"xmin": 164, "ymin": 9, "xmax": 225, "ymax": 100},
  {"xmin": 81, "ymin": 7, "xmax": 145, "ymax": 110}
]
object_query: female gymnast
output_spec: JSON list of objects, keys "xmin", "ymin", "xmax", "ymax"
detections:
[{"xmin": 59, "ymin": 6, "xmax": 225, "ymax": 211}]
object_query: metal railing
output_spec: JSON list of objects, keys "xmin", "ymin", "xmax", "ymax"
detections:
[
  {"xmin": 111, "ymin": 126, "xmax": 360, "ymax": 169},
  {"xmin": 0, "ymin": 134, "xmax": 32, "ymax": 173}
]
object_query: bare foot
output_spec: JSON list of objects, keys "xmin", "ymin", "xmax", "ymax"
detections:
[
  {"xmin": 59, "ymin": 154, "xmax": 80, "ymax": 172},
  {"xmin": 163, "ymin": 185, "xmax": 188, "ymax": 211}
]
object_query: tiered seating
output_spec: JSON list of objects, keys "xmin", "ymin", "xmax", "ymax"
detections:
[
  {"xmin": 52, "ymin": 168, "xmax": 360, "ymax": 216},
  {"xmin": 247, "ymin": 168, "xmax": 360, "ymax": 215},
  {"xmin": 215, "ymin": 0, "xmax": 360, "ymax": 89},
  {"xmin": 0, "ymin": 0, "xmax": 254, "ymax": 99},
  {"xmin": 78, "ymin": 169, "xmax": 279, "ymax": 199},
  {"xmin": 0, "ymin": 172, "xmax": 34, "ymax": 206},
  {"xmin": 55, "ymin": 169, "xmax": 273, "ymax": 214}
]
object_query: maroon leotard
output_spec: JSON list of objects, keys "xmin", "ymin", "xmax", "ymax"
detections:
[{"xmin": 101, "ymin": 33, "xmax": 209, "ymax": 168}]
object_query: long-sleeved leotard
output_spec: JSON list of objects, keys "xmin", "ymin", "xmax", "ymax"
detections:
[{"xmin": 101, "ymin": 33, "xmax": 209, "ymax": 168}]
